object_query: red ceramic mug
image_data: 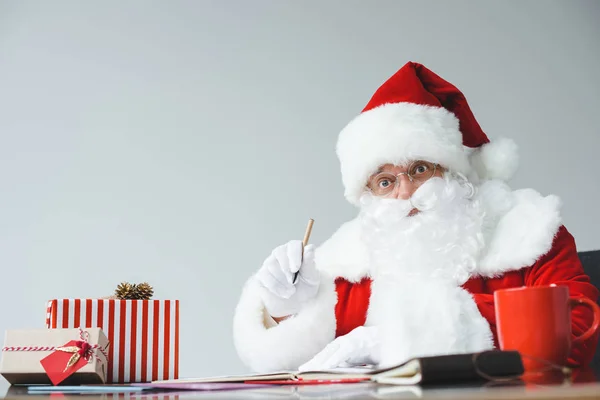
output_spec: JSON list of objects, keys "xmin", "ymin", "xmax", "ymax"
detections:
[{"xmin": 494, "ymin": 285, "xmax": 600, "ymax": 371}]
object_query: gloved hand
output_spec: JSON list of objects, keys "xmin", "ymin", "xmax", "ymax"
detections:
[
  {"xmin": 298, "ymin": 326, "xmax": 381, "ymax": 371},
  {"xmin": 255, "ymin": 240, "xmax": 320, "ymax": 318}
]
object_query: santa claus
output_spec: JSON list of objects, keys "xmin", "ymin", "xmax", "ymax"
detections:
[{"xmin": 232, "ymin": 62, "xmax": 599, "ymax": 373}]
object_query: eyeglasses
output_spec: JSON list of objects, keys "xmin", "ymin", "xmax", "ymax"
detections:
[{"xmin": 367, "ymin": 161, "xmax": 439, "ymax": 197}]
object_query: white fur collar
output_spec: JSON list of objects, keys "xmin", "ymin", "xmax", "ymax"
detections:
[
  {"xmin": 476, "ymin": 181, "xmax": 562, "ymax": 277},
  {"xmin": 315, "ymin": 181, "xmax": 562, "ymax": 280},
  {"xmin": 314, "ymin": 218, "xmax": 371, "ymax": 282}
]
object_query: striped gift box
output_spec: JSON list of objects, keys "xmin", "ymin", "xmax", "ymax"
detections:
[{"xmin": 45, "ymin": 299, "xmax": 179, "ymax": 383}]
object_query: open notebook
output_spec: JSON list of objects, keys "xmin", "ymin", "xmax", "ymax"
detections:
[
  {"xmin": 152, "ymin": 366, "xmax": 375, "ymax": 385},
  {"xmin": 154, "ymin": 351, "xmax": 523, "ymax": 386}
]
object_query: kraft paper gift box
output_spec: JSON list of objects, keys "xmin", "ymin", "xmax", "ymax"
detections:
[
  {"xmin": 46, "ymin": 299, "xmax": 179, "ymax": 383},
  {"xmin": 0, "ymin": 328, "xmax": 109, "ymax": 385}
]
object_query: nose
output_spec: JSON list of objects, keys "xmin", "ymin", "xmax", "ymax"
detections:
[{"xmin": 391, "ymin": 174, "xmax": 417, "ymax": 200}]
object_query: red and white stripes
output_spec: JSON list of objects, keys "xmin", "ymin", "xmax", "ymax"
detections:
[
  {"xmin": 46, "ymin": 299, "xmax": 179, "ymax": 383},
  {"xmin": 2, "ymin": 346, "xmax": 56, "ymax": 352}
]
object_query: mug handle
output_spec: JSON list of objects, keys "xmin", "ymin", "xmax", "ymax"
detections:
[{"xmin": 569, "ymin": 297, "xmax": 600, "ymax": 342}]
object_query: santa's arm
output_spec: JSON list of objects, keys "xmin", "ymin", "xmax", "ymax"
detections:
[
  {"xmin": 232, "ymin": 275, "xmax": 337, "ymax": 373},
  {"xmin": 471, "ymin": 226, "xmax": 599, "ymax": 366}
]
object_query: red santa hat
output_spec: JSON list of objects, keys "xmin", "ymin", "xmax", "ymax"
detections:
[{"xmin": 336, "ymin": 61, "xmax": 518, "ymax": 206}]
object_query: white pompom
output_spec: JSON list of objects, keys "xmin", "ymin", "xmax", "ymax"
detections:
[{"xmin": 470, "ymin": 137, "xmax": 519, "ymax": 181}]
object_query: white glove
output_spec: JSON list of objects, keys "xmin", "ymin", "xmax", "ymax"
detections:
[
  {"xmin": 298, "ymin": 326, "xmax": 381, "ymax": 371},
  {"xmin": 255, "ymin": 240, "xmax": 320, "ymax": 318}
]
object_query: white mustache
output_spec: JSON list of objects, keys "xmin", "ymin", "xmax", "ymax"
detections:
[
  {"xmin": 360, "ymin": 175, "xmax": 474, "ymax": 220},
  {"xmin": 359, "ymin": 177, "xmax": 450, "ymax": 221}
]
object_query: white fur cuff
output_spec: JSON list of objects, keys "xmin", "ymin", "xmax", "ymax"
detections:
[{"xmin": 232, "ymin": 276, "xmax": 338, "ymax": 372}]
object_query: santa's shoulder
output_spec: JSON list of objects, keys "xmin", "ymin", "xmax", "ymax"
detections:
[
  {"xmin": 475, "ymin": 180, "xmax": 563, "ymax": 277},
  {"xmin": 315, "ymin": 217, "xmax": 370, "ymax": 282}
]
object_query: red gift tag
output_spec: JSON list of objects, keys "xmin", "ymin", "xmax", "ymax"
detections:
[{"xmin": 40, "ymin": 340, "xmax": 89, "ymax": 385}]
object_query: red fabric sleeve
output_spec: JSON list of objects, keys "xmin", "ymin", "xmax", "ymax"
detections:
[
  {"xmin": 470, "ymin": 292, "xmax": 498, "ymax": 346},
  {"xmin": 522, "ymin": 226, "xmax": 599, "ymax": 366},
  {"xmin": 471, "ymin": 226, "xmax": 599, "ymax": 366}
]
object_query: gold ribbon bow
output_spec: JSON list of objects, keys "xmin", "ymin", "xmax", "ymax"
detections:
[
  {"xmin": 54, "ymin": 346, "xmax": 85, "ymax": 372},
  {"xmin": 53, "ymin": 329, "xmax": 102, "ymax": 373}
]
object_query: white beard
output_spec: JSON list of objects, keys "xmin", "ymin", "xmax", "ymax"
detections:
[
  {"xmin": 359, "ymin": 174, "xmax": 485, "ymax": 285},
  {"xmin": 359, "ymin": 175, "xmax": 494, "ymax": 366}
]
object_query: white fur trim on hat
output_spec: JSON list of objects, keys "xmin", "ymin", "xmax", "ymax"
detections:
[
  {"xmin": 470, "ymin": 137, "xmax": 519, "ymax": 182},
  {"xmin": 336, "ymin": 102, "xmax": 471, "ymax": 206}
]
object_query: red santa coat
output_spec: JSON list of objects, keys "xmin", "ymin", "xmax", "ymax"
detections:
[{"xmin": 233, "ymin": 183, "xmax": 599, "ymax": 372}]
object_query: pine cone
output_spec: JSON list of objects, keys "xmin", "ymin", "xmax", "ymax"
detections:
[
  {"xmin": 115, "ymin": 282, "xmax": 137, "ymax": 300},
  {"xmin": 134, "ymin": 282, "xmax": 154, "ymax": 300}
]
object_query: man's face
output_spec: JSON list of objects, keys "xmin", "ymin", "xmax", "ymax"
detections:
[
  {"xmin": 366, "ymin": 161, "xmax": 445, "ymax": 216},
  {"xmin": 366, "ymin": 161, "xmax": 445, "ymax": 201}
]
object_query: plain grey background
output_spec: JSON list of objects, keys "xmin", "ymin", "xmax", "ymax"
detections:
[{"xmin": 1, "ymin": 0, "xmax": 599, "ymax": 389}]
